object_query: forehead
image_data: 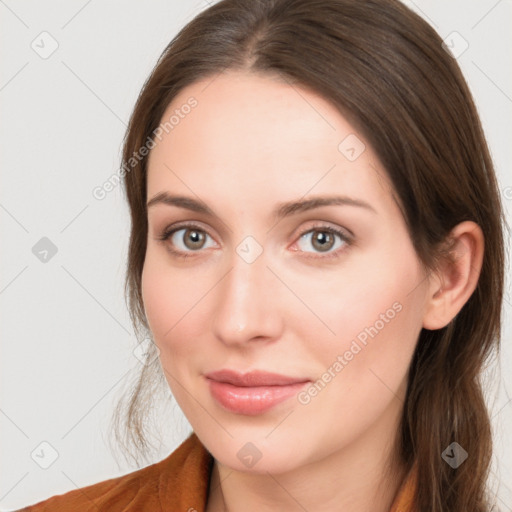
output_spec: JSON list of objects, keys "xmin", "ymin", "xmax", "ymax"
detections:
[{"xmin": 146, "ymin": 70, "xmax": 395, "ymax": 216}]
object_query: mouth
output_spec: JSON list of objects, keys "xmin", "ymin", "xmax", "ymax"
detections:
[{"xmin": 204, "ymin": 369, "xmax": 310, "ymax": 415}]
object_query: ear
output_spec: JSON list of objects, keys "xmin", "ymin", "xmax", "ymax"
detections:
[{"xmin": 422, "ymin": 221, "xmax": 484, "ymax": 330}]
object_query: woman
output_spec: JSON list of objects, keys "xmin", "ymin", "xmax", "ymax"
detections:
[{"xmin": 20, "ymin": 0, "xmax": 505, "ymax": 510}]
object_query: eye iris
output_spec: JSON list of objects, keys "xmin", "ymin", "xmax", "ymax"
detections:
[
  {"xmin": 312, "ymin": 230, "xmax": 334, "ymax": 252},
  {"xmin": 184, "ymin": 229, "xmax": 205, "ymax": 250}
]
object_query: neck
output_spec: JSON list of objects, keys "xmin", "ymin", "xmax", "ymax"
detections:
[{"xmin": 206, "ymin": 402, "xmax": 408, "ymax": 512}]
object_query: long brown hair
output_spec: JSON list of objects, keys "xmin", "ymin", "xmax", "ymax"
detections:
[{"xmin": 110, "ymin": 1, "xmax": 506, "ymax": 510}]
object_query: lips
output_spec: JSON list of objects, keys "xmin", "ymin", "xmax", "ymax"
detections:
[{"xmin": 204, "ymin": 370, "xmax": 310, "ymax": 415}]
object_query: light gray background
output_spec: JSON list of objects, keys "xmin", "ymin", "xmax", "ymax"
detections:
[{"xmin": 1, "ymin": 0, "xmax": 511, "ymax": 510}]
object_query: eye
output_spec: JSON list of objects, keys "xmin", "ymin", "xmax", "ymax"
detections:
[
  {"xmin": 157, "ymin": 223, "xmax": 216, "ymax": 258},
  {"xmin": 156, "ymin": 222, "xmax": 352, "ymax": 260},
  {"xmin": 293, "ymin": 224, "xmax": 352, "ymax": 259}
]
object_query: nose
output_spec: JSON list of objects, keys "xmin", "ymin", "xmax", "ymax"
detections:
[{"xmin": 211, "ymin": 247, "xmax": 284, "ymax": 347}]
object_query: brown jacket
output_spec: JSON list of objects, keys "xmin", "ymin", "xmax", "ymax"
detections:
[{"xmin": 20, "ymin": 433, "xmax": 417, "ymax": 511}]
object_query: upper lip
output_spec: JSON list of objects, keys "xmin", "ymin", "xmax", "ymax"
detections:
[{"xmin": 205, "ymin": 369, "xmax": 310, "ymax": 387}]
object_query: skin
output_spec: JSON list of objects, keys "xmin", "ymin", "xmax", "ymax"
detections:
[{"xmin": 142, "ymin": 70, "xmax": 484, "ymax": 512}]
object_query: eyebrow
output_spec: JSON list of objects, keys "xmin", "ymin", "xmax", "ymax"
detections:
[{"xmin": 146, "ymin": 192, "xmax": 377, "ymax": 219}]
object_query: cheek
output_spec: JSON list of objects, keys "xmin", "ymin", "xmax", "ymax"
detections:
[
  {"xmin": 141, "ymin": 251, "xmax": 203, "ymax": 361},
  {"xmin": 140, "ymin": 257, "xmax": 204, "ymax": 419},
  {"xmin": 292, "ymin": 242, "xmax": 424, "ymax": 353},
  {"xmin": 297, "ymin": 238, "xmax": 425, "ymax": 395}
]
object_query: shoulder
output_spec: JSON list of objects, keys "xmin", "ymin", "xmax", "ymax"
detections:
[
  {"xmin": 17, "ymin": 432, "xmax": 213, "ymax": 512},
  {"xmin": 389, "ymin": 462, "xmax": 418, "ymax": 512}
]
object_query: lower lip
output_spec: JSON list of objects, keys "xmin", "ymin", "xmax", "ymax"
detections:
[{"xmin": 206, "ymin": 379, "xmax": 308, "ymax": 415}]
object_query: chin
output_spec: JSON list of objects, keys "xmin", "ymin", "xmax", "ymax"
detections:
[{"xmin": 198, "ymin": 426, "xmax": 313, "ymax": 475}]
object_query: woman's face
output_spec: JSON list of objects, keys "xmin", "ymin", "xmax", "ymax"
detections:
[{"xmin": 143, "ymin": 70, "xmax": 430, "ymax": 474}]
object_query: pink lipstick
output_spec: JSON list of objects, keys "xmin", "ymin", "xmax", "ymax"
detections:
[{"xmin": 205, "ymin": 370, "xmax": 310, "ymax": 415}]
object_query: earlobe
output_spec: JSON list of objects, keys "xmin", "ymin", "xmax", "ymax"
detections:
[{"xmin": 422, "ymin": 221, "xmax": 484, "ymax": 330}]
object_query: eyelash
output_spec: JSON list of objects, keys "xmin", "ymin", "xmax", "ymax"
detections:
[{"xmin": 156, "ymin": 221, "xmax": 353, "ymax": 260}]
